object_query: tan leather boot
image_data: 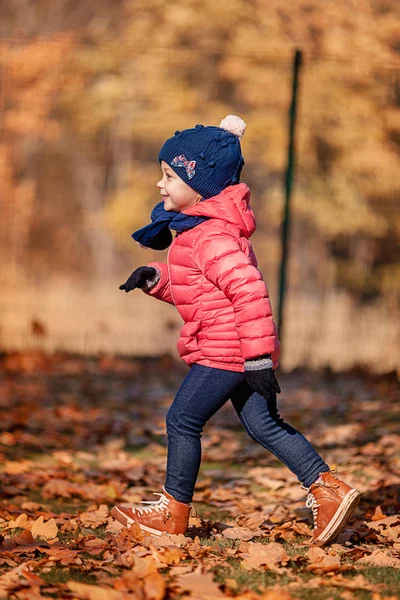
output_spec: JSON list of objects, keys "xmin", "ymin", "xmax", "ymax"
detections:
[
  {"xmin": 304, "ymin": 470, "xmax": 361, "ymax": 546},
  {"xmin": 111, "ymin": 488, "xmax": 194, "ymax": 536}
]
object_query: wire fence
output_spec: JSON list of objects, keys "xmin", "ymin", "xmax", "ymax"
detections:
[{"xmin": 0, "ymin": 39, "xmax": 399, "ymax": 373}]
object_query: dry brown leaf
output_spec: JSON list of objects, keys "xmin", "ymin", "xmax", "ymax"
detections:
[
  {"xmin": 357, "ymin": 548, "xmax": 400, "ymax": 568},
  {"xmin": 131, "ymin": 554, "xmax": 161, "ymax": 577},
  {"xmin": 241, "ymin": 542, "xmax": 289, "ymax": 570},
  {"xmin": 150, "ymin": 533, "xmax": 189, "ymax": 548},
  {"xmin": 13, "ymin": 587, "xmax": 49, "ymax": 600},
  {"xmin": 366, "ymin": 515, "xmax": 400, "ymax": 542},
  {"xmin": 176, "ymin": 565, "xmax": 225, "ymax": 599},
  {"xmin": 3, "ymin": 461, "xmax": 32, "ymax": 475},
  {"xmin": 31, "ymin": 517, "xmax": 58, "ymax": 540},
  {"xmin": 168, "ymin": 564, "xmax": 194, "ymax": 577},
  {"xmin": 105, "ymin": 518, "xmax": 125, "ymax": 534},
  {"xmin": 371, "ymin": 505, "xmax": 387, "ymax": 521},
  {"xmin": 0, "ymin": 560, "xmax": 39, "ymax": 595},
  {"xmin": 222, "ymin": 526, "xmax": 262, "ymax": 541},
  {"xmin": 36, "ymin": 546, "xmax": 82, "ymax": 565},
  {"xmin": 234, "ymin": 590, "xmax": 295, "ymax": 600},
  {"xmin": 290, "ymin": 521, "xmax": 312, "ymax": 536},
  {"xmin": 143, "ymin": 571, "xmax": 166, "ymax": 600},
  {"xmin": 150, "ymin": 544, "xmax": 186, "ymax": 565},
  {"xmin": 236, "ymin": 512, "xmax": 265, "ymax": 530},
  {"xmin": 10, "ymin": 530, "xmax": 35, "ymax": 545},
  {"xmin": 79, "ymin": 504, "xmax": 109, "ymax": 528},
  {"xmin": 80, "ymin": 535, "xmax": 107, "ymax": 555},
  {"xmin": 4, "ymin": 513, "xmax": 32, "ymax": 531},
  {"xmin": 322, "ymin": 573, "xmax": 385, "ymax": 592},
  {"xmin": 67, "ymin": 581, "xmax": 125, "ymax": 600},
  {"xmin": 306, "ymin": 546, "xmax": 341, "ymax": 573}
]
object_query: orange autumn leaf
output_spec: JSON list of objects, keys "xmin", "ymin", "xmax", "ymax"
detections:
[
  {"xmin": 357, "ymin": 548, "xmax": 400, "ymax": 568},
  {"xmin": 176, "ymin": 567, "xmax": 225, "ymax": 599},
  {"xmin": 3, "ymin": 461, "xmax": 32, "ymax": 475},
  {"xmin": 222, "ymin": 526, "xmax": 263, "ymax": 541},
  {"xmin": 241, "ymin": 542, "xmax": 289, "ymax": 570},
  {"xmin": 79, "ymin": 504, "xmax": 109, "ymax": 528},
  {"xmin": 80, "ymin": 535, "xmax": 108, "ymax": 555},
  {"xmin": 371, "ymin": 505, "xmax": 387, "ymax": 521},
  {"xmin": 143, "ymin": 571, "xmax": 166, "ymax": 600},
  {"xmin": 150, "ymin": 544, "xmax": 186, "ymax": 565},
  {"xmin": 131, "ymin": 554, "xmax": 161, "ymax": 577},
  {"xmin": 236, "ymin": 512, "xmax": 265, "ymax": 530},
  {"xmin": 366, "ymin": 515, "xmax": 400, "ymax": 543},
  {"xmin": 31, "ymin": 516, "xmax": 58, "ymax": 540},
  {"xmin": 67, "ymin": 581, "xmax": 125, "ymax": 600},
  {"xmin": 306, "ymin": 547, "xmax": 342, "ymax": 573},
  {"xmin": 4, "ymin": 513, "xmax": 32, "ymax": 531}
]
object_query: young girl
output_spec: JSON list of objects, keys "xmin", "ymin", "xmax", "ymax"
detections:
[{"xmin": 111, "ymin": 115, "xmax": 360, "ymax": 546}]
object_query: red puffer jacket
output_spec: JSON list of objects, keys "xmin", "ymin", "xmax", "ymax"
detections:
[{"xmin": 146, "ymin": 183, "xmax": 280, "ymax": 372}]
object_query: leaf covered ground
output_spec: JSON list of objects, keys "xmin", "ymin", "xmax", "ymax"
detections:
[{"xmin": 0, "ymin": 352, "xmax": 399, "ymax": 600}]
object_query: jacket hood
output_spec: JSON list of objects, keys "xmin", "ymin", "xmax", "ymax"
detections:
[{"xmin": 182, "ymin": 183, "xmax": 256, "ymax": 238}]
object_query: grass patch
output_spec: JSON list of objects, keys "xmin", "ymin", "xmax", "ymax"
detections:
[
  {"xmin": 194, "ymin": 502, "xmax": 233, "ymax": 523},
  {"xmin": 40, "ymin": 567, "xmax": 97, "ymax": 585},
  {"xmin": 361, "ymin": 566, "xmax": 400, "ymax": 591},
  {"xmin": 292, "ymin": 590, "xmax": 369, "ymax": 600},
  {"xmin": 200, "ymin": 538, "xmax": 240, "ymax": 551},
  {"xmin": 26, "ymin": 489, "xmax": 90, "ymax": 514},
  {"xmin": 1, "ymin": 527, "xmax": 24, "ymax": 537},
  {"xmin": 124, "ymin": 446, "xmax": 155, "ymax": 460},
  {"xmin": 213, "ymin": 559, "xmax": 293, "ymax": 592}
]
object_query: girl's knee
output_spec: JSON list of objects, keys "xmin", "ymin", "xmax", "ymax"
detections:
[{"xmin": 166, "ymin": 408, "xmax": 204, "ymax": 438}]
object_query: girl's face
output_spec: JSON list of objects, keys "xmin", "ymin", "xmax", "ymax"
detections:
[{"xmin": 157, "ymin": 161, "xmax": 201, "ymax": 212}]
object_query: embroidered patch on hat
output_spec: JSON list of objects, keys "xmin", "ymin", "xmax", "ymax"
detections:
[{"xmin": 171, "ymin": 154, "xmax": 196, "ymax": 179}]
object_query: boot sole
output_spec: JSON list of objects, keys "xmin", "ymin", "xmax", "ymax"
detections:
[
  {"xmin": 110, "ymin": 506, "xmax": 164, "ymax": 536},
  {"xmin": 312, "ymin": 489, "xmax": 361, "ymax": 546}
]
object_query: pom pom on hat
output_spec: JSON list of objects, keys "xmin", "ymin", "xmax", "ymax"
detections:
[{"xmin": 219, "ymin": 115, "xmax": 246, "ymax": 140}]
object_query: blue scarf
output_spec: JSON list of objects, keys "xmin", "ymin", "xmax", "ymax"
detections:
[{"xmin": 132, "ymin": 201, "xmax": 208, "ymax": 250}]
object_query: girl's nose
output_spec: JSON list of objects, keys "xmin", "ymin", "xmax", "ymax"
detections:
[{"xmin": 157, "ymin": 178, "xmax": 163, "ymax": 188}]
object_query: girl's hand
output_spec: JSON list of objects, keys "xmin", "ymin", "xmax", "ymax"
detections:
[
  {"xmin": 244, "ymin": 354, "xmax": 281, "ymax": 403},
  {"xmin": 119, "ymin": 266, "xmax": 158, "ymax": 292}
]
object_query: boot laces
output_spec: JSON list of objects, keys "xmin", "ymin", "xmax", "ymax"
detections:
[
  {"xmin": 135, "ymin": 493, "xmax": 170, "ymax": 516},
  {"xmin": 302, "ymin": 470, "xmax": 339, "ymax": 529},
  {"xmin": 305, "ymin": 491, "xmax": 320, "ymax": 529}
]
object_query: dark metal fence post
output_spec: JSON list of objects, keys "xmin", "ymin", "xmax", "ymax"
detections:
[{"xmin": 278, "ymin": 49, "xmax": 302, "ymax": 351}]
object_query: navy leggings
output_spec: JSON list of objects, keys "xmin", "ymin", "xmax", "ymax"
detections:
[{"xmin": 164, "ymin": 364, "xmax": 329, "ymax": 503}]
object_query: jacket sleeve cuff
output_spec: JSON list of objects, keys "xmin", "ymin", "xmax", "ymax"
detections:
[{"xmin": 244, "ymin": 355, "xmax": 273, "ymax": 371}]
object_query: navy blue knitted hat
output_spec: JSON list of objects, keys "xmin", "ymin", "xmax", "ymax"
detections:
[{"xmin": 158, "ymin": 115, "xmax": 246, "ymax": 199}]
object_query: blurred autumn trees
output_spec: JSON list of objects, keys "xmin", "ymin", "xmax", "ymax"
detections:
[{"xmin": 0, "ymin": 0, "xmax": 399, "ymax": 369}]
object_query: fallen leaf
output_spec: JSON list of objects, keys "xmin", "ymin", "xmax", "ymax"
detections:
[
  {"xmin": 131, "ymin": 554, "xmax": 161, "ymax": 577},
  {"xmin": 67, "ymin": 581, "xmax": 125, "ymax": 599},
  {"xmin": 357, "ymin": 548, "xmax": 400, "ymax": 568},
  {"xmin": 222, "ymin": 526, "xmax": 262, "ymax": 541},
  {"xmin": 371, "ymin": 506, "xmax": 387, "ymax": 521},
  {"xmin": 176, "ymin": 565, "xmax": 225, "ymax": 599},
  {"xmin": 4, "ymin": 514, "xmax": 32, "ymax": 531},
  {"xmin": 307, "ymin": 547, "xmax": 342, "ymax": 573},
  {"xmin": 150, "ymin": 544, "xmax": 186, "ymax": 565},
  {"xmin": 31, "ymin": 517, "xmax": 58, "ymax": 540},
  {"xmin": 236, "ymin": 512, "xmax": 265, "ymax": 530},
  {"xmin": 366, "ymin": 515, "xmax": 400, "ymax": 542},
  {"xmin": 241, "ymin": 542, "xmax": 289, "ymax": 570},
  {"xmin": 79, "ymin": 504, "xmax": 109, "ymax": 528},
  {"xmin": 143, "ymin": 571, "xmax": 166, "ymax": 600}
]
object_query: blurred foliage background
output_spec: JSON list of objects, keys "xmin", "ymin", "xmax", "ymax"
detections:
[{"xmin": 0, "ymin": 0, "xmax": 399, "ymax": 373}]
